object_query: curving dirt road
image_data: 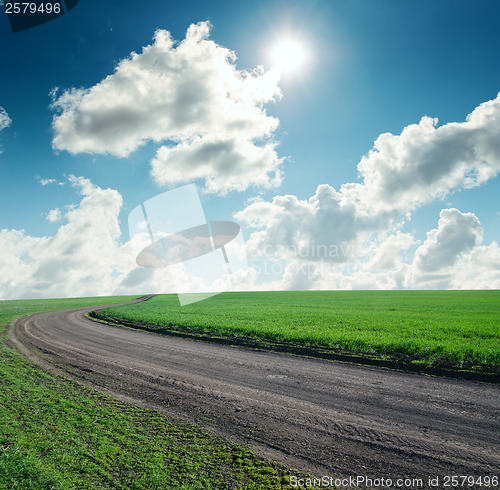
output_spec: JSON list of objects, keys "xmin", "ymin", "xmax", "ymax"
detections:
[{"xmin": 9, "ymin": 303, "xmax": 500, "ymax": 484}]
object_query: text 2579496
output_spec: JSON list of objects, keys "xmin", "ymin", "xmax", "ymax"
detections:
[{"xmin": 5, "ymin": 3, "xmax": 61, "ymax": 14}]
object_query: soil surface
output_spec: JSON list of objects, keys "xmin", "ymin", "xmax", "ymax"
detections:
[{"xmin": 9, "ymin": 301, "xmax": 500, "ymax": 484}]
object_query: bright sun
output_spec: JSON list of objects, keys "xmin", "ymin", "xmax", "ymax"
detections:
[{"xmin": 271, "ymin": 39, "xmax": 307, "ymax": 73}]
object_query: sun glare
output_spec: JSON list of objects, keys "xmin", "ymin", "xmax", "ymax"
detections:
[{"xmin": 271, "ymin": 39, "xmax": 307, "ymax": 73}]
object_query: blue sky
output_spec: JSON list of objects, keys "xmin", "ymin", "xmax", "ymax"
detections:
[{"xmin": 1, "ymin": 0, "xmax": 499, "ymax": 299}]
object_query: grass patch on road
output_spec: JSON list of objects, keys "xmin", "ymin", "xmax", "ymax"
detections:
[
  {"xmin": 101, "ymin": 290, "xmax": 500, "ymax": 376},
  {"xmin": 1, "ymin": 296, "xmax": 309, "ymax": 489}
]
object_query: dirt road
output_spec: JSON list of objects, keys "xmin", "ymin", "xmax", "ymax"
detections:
[{"xmin": 10, "ymin": 304, "xmax": 500, "ymax": 483}]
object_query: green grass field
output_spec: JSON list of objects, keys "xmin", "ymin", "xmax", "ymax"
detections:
[
  {"xmin": 102, "ymin": 290, "xmax": 500, "ymax": 373},
  {"xmin": 0, "ymin": 296, "xmax": 309, "ymax": 489}
]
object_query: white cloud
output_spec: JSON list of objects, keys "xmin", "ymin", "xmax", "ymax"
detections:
[
  {"xmin": 240, "ymin": 208, "xmax": 500, "ymax": 292},
  {"xmin": 0, "ymin": 106, "xmax": 11, "ymax": 153},
  {"xmin": 366, "ymin": 232, "xmax": 416, "ymax": 271},
  {"xmin": 455, "ymin": 243, "xmax": 500, "ymax": 289},
  {"xmin": 46, "ymin": 208, "xmax": 62, "ymax": 222},
  {"xmin": 151, "ymin": 134, "xmax": 282, "ymax": 194},
  {"xmin": 67, "ymin": 174, "xmax": 97, "ymax": 195},
  {"xmin": 237, "ymin": 94, "xmax": 500, "ymax": 290},
  {"xmin": 413, "ymin": 209, "xmax": 483, "ymax": 272},
  {"xmin": 40, "ymin": 178, "xmax": 57, "ymax": 186},
  {"xmin": 51, "ymin": 22, "xmax": 283, "ymax": 194},
  {"xmin": 0, "ymin": 176, "xmax": 177, "ymax": 300},
  {"xmin": 404, "ymin": 210, "xmax": 500, "ymax": 290},
  {"xmin": 0, "ymin": 106, "xmax": 11, "ymax": 131},
  {"xmin": 468, "ymin": 242, "xmax": 500, "ymax": 271},
  {"xmin": 357, "ymin": 94, "xmax": 500, "ymax": 213},
  {"xmin": 36, "ymin": 176, "xmax": 65, "ymax": 186},
  {"xmin": 236, "ymin": 184, "xmax": 395, "ymax": 265}
]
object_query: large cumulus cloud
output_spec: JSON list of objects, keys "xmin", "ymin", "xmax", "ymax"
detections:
[
  {"xmin": 0, "ymin": 176, "xmax": 176, "ymax": 300},
  {"xmin": 237, "ymin": 94, "xmax": 500, "ymax": 290},
  {"xmin": 51, "ymin": 22, "xmax": 283, "ymax": 194},
  {"xmin": 413, "ymin": 209, "xmax": 483, "ymax": 273},
  {"xmin": 358, "ymin": 95, "xmax": 500, "ymax": 213}
]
